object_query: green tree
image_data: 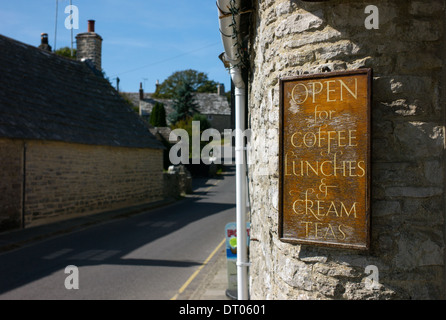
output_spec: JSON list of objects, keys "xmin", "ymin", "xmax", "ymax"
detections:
[
  {"xmin": 171, "ymin": 114, "xmax": 211, "ymax": 159},
  {"xmin": 192, "ymin": 113, "xmax": 211, "ymax": 131},
  {"xmin": 150, "ymin": 102, "xmax": 167, "ymax": 127},
  {"xmin": 169, "ymin": 81, "xmax": 199, "ymax": 125},
  {"xmin": 153, "ymin": 69, "xmax": 218, "ymax": 98},
  {"xmin": 196, "ymin": 80, "xmax": 219, "ymax": 93},
  {"xmin": 54, "ymin": 47, "xmax": 77, "ymax": 59}
]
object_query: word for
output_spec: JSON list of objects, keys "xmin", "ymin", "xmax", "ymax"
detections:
[
  {"xmin": 64, "ymin": 5, "xmax": 79, "ymax": 30},
  {"xmin": 64, "ymin": 265, "xmax": 79, "ymax": 290}
]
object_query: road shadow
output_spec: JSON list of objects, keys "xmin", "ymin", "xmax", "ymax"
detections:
[{"xmin": 0, "ymin": 166, "xmax": 236, "ymax": 296}]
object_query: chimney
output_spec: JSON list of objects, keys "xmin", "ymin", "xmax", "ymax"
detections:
[
  {"xmin": 88, "ymin": 20, "xmax": 95, "ymax": 33},
  {"xmin": 217, "ymin": 83, "xmax": 225, "ymax": 96},
  {"xmin": 139, "ymin": 83, "xmax": 144, "ymax": 100},
  {"xmin": 76, "ymin": 20, "xmax": 103, "ymax": 71},
  {"xmin": 38, "ymin": 33, "xmax": 52, "ymax": 52}
]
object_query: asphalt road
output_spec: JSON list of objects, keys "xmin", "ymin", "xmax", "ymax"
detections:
[{"xmin": 0, "ymin": 167, "xmax": 236, "ymax": 300}]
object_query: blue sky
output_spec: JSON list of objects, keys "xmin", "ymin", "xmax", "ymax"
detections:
[{"xmin": 0, "ymin": 0, "xmax": 231, "ymax": 93}]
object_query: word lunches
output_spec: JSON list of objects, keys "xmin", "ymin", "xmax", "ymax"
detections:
[{"xmin": 279, "ymin": 70, "xmax": 371, "ymax": 250}]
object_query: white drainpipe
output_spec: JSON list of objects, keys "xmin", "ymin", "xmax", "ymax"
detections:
[{"xmin": 217, "ymin": 0, "xmax": 249, "ymax": 300}]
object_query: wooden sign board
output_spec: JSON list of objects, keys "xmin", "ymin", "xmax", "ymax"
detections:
[{"xmin": 279, "ymin": 69, "xmax": 371, "ymax": 250}]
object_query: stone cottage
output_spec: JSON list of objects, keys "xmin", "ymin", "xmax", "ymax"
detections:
[
  {"xmin": 227, "ymin": 0, "xmax": 446, "ymax": 299},
  {"xmin": 0, "ymin": 24, "xmax": 164, "ymax": 231}
]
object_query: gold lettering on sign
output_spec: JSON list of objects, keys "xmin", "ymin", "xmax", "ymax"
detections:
[
  {"xmin": 291, "ymin": 79, "xmax": 358, "ymax": 105},
  {"xmin": 280, "ymin": 70, "xmax": 370, "ymax": 250}
]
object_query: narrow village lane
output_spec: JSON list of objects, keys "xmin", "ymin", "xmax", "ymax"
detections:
[{"xmin": 0, "ymin": 167, "xmax": 235, "ymax": 300}]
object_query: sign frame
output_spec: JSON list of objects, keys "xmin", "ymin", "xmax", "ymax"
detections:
[{"xmin": 278, "ymin": 69, "xmax": 372, "ymax": 250}]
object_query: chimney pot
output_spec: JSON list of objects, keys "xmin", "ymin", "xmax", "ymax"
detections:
[
  {"xmin": 139, "ymin": 83, "xmax": 144, "ymax": 100},
  {"xmin": 88, "ymin": 20, "xmax": 95, "ymax": 33},
  {"xmin": 217, "ymin": 83, "xmax": 225, "ymax": 96},
  {"xmin": 41, "ymin": 33, "xmax": 49, "ymax": 44},
  {"xmin": 38, "ymin": 33, "xmax": 52, "ymax": 52}
]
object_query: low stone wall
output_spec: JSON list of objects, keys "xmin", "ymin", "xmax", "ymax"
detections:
[
  {"xmin": 0, "ymin": 139, "xmax": 23, "ymax": 231},
  {"xmin": 163, "ymin": 165, "xmax": 193, "ymax": 199},
  {"xmin": 0, "ymin": 138, "xmax": 164, "ymax": 230}
]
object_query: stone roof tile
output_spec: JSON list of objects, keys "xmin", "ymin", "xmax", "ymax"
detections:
[{"xmin": 0, "ymin": 34, "xmax": 163, "ymax": 149}]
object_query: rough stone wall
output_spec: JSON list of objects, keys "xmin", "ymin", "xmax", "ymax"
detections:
[
  {"xmin": 76, "ymin": 33, "xmax": 102, "ymax": 71},
  {"xmin": 164, "ymin": 165, "xmax": 193, "ymax": 199},
  {"xmin": 23, "ymin": 140, "xmax": 163, "ymax": 227},
  {"xmin": 0, "ymin": 139, "xmax": 24, "ymax": 231},
  {"xmin": 248, "ymin": 0, "xmax": 445, "ymax": 299}
]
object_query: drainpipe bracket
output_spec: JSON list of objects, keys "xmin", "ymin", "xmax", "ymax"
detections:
[{"xmin": 236, "ymin": 262, "xmax": 251, "ymax": 267}]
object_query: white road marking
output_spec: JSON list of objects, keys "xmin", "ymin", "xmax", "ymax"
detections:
[{"xmin": 42, "ymin": 248, "xmax": 73, "ymax": 260}]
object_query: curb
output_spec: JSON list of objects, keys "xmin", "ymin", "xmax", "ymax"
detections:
[{"xmin": 188, "ymin": 247, "xmax": 232, "ymax": 300}]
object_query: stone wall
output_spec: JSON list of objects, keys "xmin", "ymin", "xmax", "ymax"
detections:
[
  {"xmin": 163, "ymin": 165, "xmax": 193, "ymax": 199},
  {"xmin": 0, "ymin": 139, "xmax": 23, "ymax": 231},
  {"xmin": 247, "ymin": 0, "xmax": 445, "ymax": 299},
  {"xmin": 25, "ymin": 140, "xmax": 164, "ymax": 227},
  {"xmin": 0, "ymin": 138, "xmax": 164, "ymax": 229},
  {"xmin": 76, "ymin": 33, "xmax": 102, "ymax": 71}
]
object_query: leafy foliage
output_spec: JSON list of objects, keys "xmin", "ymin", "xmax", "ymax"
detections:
[
  {"xmin": 150, "ymin": 102, "xmax": 167, "ymax": 127},
  {"xmin": 168, "ymin": 81, "xmax": 199, "ymax": 125},
  {"xmin": 153, "ymin": 69, "xmax": 218, "ymax": 99},
  {"xmin": 191, "ymin": 113, "xmax": 211, "ymax": 131},
  {"xmin": 171, "ymin": 115, "xmax": 211, "ymax": 159},
  {"xmin": 54, "ymin": 47, "xmax": 77, "ymax": 60}
]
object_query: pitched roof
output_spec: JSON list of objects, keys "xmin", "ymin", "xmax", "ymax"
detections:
[
  {"xmin": 194, "ymin": 93, "xmax": 231, "ymax": 115},
  {"xmin": 0, "ymin": 34, "xmax": 163, "ymax": 149},
  {"xmin": 123, "ymin": 92, "xmax": 231, "ymax": 118},
  {"xmin": 123, "ymin": 93, "xmax": 175, "ymax": 117}
]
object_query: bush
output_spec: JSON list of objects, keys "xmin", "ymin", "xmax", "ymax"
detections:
[
  {"xmin": 171, "ymin": 114, "xmax": 212, "ymax": 161},
  {"xmin": 150, "ymin": 102, "xmax": 167, "ymax": 127}
]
